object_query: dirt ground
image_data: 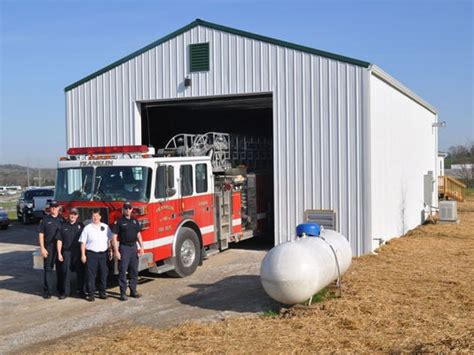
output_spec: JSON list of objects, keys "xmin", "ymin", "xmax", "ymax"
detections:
[{"xmin": 31, "ymin": 195, "xmax": 474, "ymax": 354}]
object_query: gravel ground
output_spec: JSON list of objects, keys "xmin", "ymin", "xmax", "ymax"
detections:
[
  {"xmin": 0, "ymin": 223, "xmax": 276, "ymax": 353},
  {"xmin": 30, "ymin": 194, "xmax": 474, "ymax": 353}
]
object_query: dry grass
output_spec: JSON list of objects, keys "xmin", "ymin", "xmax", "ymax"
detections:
[{"xmin": 39, "ymin": 197, "xmax": 474, "ymax": 353}]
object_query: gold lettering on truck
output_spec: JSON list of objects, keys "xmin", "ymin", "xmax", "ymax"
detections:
[
  {"xmin": 79, "ymin": 160, "xmax": 113, "ymax": 167},
  {"xmin": 156, "ymin": 205, "xmax": 174, "ymax": 213}
]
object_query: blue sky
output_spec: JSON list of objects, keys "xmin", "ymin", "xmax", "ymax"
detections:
[{"xmin": 1, "ymin": 0, "xmax": 472, "ymax": 167}]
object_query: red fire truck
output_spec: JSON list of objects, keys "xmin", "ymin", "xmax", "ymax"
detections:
[{"xmin": 42, "ymin": 132, "xmax": 272, "ymax": 277}]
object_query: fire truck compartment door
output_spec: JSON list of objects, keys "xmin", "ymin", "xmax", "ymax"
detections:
[{"xmin": 154, "ymin": 164, "xmax": 179, "ymax": 251}]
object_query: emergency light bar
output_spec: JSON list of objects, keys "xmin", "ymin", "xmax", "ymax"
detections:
[{"xmin": 67, "ymin": 145, "xmax": 149, "ymax": 155}]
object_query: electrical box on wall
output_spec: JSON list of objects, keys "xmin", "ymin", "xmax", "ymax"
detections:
[{"xmin": 424, "ymin": 171, "xmax": 434, "ymax": 206}]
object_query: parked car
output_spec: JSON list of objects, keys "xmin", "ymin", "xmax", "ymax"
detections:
[
  {"xmin": 0, "ymin": 208, "xmax": 10, "ymax": 230},
  {"xmin": 0, "ymin": 186, "xmax": 22, "ymax": 195},
  {"xmin": 16, "ymin": 188, "xmax": 54, "ymax": 224}
]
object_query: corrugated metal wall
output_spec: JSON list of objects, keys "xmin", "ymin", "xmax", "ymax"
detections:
[{"xmin": 66, "ymin": 25, "xmax": 371, "ymax": 255}]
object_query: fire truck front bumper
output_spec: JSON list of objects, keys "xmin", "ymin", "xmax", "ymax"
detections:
[{"xmin": 112, "ymin": 252, "xmax": 155, "ymax": 274}]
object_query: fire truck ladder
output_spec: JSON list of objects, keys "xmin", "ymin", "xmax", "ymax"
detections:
[
  {"xmin": 161, "ymin": 132, "xmax": 232, "ymax": 172},
  {"xmin": 214, "ymin": 177, "xmax": 233, "ymax": 251},
  {"xmin": 159, "ymin": 133, "xmax": 196, "ymax": 157}
]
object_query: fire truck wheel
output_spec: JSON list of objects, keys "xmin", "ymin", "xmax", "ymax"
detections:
[{"xmin": 168, "ymin": 227, "xmax": 200, "ymax": 278}]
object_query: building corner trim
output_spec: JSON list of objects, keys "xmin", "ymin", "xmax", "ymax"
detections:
[{"xmin": 362, "ymin": 68, "xmax": 373, "ymax": 255}]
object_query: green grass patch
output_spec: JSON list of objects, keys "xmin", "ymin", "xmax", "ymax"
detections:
[
  {"xmin": 0, "ymin": 200, "xmax": 17, "ymax": 220},
  {"xmin": 0, "ymin": 201, "xmax": 17, "ymax": 210},
  {"xmin": 260, "ymin": 310, "xmax": 279, "ymax": 318},
  {"xmin": 7, "ymin": 211, "xmax": 17, "ymax": 220},
  {"xmin": 306, "ymin": 288, "xmax": 337, "ymax": 305}
]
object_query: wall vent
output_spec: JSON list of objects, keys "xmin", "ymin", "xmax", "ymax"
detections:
[
  {"xmin": 304, "ymin": 209, "xmax": 337, "ymax": 230},
  {"xmin": 189, "ymin": 43, "xmax": 209, "ymax": 72}
]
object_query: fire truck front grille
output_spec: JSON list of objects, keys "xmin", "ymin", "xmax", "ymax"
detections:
[{"xmin": 76, "ymin": 207, "xmax": 109, "ymax": 225}]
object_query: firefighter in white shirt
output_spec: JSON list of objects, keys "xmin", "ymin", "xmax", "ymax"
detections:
[{"xmin": 79, "ymin": 209, "xmax": 113, "ymax": 302}]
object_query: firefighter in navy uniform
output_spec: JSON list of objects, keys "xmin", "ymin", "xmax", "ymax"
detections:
[
  {"xmin": 38, "ymin": 200, "xmax": 64, "ymax": 298},
  {"xmin": 112, "ymin": 202, "xmax": 144, "ymax": 301},
  {"xmin": 57, "ymin": 208, "xmax": 85, "ymax": 299}
]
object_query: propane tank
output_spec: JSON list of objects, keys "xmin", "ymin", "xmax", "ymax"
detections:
[{"xmin": 260, "ymin": 225, "xmax": 352, "ymax": 305}]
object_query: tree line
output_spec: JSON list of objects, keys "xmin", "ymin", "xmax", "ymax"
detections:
[
  {"xmin": 0, "ymin": 165, "xmax": 55, "ymax": 187},
  {"xmin": 445, "ymin": 142, "xmax": 474, "ymax": 167},
  {"xmin": 445, "ymin": 141, "xmax": 474, "ymax": 188}
]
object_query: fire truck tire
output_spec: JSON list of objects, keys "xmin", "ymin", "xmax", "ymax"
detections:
[{"xmin": 167, "ymin": 227, "xmax": 201, "ymax": 278}]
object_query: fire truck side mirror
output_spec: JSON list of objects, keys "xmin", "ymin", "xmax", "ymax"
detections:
[{"xmin": 166, "ymin": 187, "xmax": 176, "ymax": 197}]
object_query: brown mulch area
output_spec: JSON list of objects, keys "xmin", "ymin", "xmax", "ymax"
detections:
[{"xmin": 40, "ymin": 197, "xmax": 474, "ymax": 353}]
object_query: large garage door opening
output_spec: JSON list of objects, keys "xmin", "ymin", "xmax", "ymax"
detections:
[{"xmin": 140, "ymin": 93, "xmax": 274, "ymax": 244}]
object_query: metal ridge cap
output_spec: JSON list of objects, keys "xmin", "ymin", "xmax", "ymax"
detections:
[
  {"xmin": 195, "ymin": 19, "xmax": 371, "ymax": 68},
  {"xmin": 369, "ymin": 64, "xmax": 437, "ymax": 115}
]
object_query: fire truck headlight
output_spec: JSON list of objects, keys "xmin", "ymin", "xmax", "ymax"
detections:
[{"xmin": 138, "ymin": 219, "xmax": 150, "ymax": 231}]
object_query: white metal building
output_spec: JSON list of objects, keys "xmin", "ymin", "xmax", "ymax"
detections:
[{"xmin": 64, "ymin": 19, "xmax": 439, "ymax": 255}]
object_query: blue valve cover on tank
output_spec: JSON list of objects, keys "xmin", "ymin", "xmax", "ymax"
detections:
[{"xmin": 296, "ymin": 223, "xmax": 321, "ymax": 237}]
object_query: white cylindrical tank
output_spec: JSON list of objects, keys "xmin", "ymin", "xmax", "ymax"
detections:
[{"xmin": 260, "ymin": 229, "xmax": 352, "ymax": 305}]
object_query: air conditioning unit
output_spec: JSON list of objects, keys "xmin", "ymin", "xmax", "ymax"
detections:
[{"xmin": 439, "ymin": 201, "xmax": 457, "ymax": 222}]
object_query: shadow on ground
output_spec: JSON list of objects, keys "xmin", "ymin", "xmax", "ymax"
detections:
[
  {"xmin": 228, "ymin": 234, "xmax": 274, "ymax": 251},
  {"xmin": 0, "ymin": 221, "xmax": 39, "ymax": 246},
  {"xmin": 0, "ymin": 250, "xmax": 45, "ymax": 297},
  {"xmin": 178, "ymin": 275, "xmax": 278, "ymax": 313}
]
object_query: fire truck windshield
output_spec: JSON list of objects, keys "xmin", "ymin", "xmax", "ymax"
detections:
[
  {"xmin": 56, "ymin": 167, "xmax": 94, "ymax": 201},
  {"xmin": 93, "ymin": 166, "xmax": 151, "ymax": 202},
  {"xmin": 55, "ymin": 166, "xmax": 152, "ymax": 202}
]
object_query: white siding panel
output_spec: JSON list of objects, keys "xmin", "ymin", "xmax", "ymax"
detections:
[
  {"xmin": 66, "ymin": 25, "xmax": 370, "ymax": 255},
  {"xmin": 370, "ymin": 74, "xmax": 437, "ymax": 250}
]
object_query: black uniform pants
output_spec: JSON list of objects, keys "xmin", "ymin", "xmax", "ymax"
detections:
[
  {"xmin": 43, "ymin": 242, "xmax": 62, "ymax": 295},
  {"xmin": 118, "ymin": 244, "xmax": 138, "ymax": 295},
  {"xmin": 71, "ymin": 251, "xmax": 86, "ymax": 295},
  {"xmin": 86, "ymin": 250, "xmax": 108, "ymax": 296},
  {"xmin": 59, "ymin": 250, "xmax": 72, "ymax": 295}
]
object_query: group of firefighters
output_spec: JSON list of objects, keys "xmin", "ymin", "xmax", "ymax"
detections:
[{"xmin": 38, "ymin": 201, "xmax": 144, "ymax": 302}]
